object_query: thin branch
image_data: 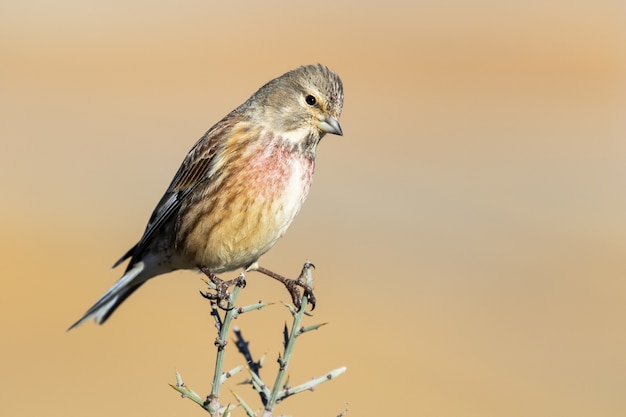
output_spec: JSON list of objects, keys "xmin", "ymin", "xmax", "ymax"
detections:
[
  {"xmin": 265, "ymin": 264, "xmax": 314, "ymax": 411},
  {"xmin": 172, "ymin": 262, "xmax": 346, "ymax": 416}
]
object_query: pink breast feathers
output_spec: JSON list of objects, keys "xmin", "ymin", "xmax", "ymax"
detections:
[{"xmin": 247, "ymin": 140, "xmax": 315, "ymax": 205}]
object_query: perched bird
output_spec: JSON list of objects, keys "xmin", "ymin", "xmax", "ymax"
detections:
[{"xmin": 69, "ymin": 64, "xmax": 343, "ymax": 330}]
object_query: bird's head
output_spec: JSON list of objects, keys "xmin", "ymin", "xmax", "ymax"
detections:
[{"xmin": 249, "ymin": 64, "xmax": 344, "ymax": 152}]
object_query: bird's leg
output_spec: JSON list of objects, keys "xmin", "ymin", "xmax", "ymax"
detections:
[
  {"xmin": 252, "ymin": 262, "xmax": 316, "ymax": 311},
  {"xmin": 199, "ymin": 268, "xmax": 246, "ymax": 310}
]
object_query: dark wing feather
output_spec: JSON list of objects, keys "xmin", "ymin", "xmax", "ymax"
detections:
[{"xmin": 113, "ymin": 120, "xmax": 232, "ymax": 270}]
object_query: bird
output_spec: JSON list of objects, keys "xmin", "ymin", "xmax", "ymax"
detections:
[{"xmin": 69, "ymin": 64, "xmax": 343, "ymax": 330}]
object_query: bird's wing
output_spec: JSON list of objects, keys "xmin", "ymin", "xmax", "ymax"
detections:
[{"xmin": 113, "ymin": 119, "xmax": 236, "ymax": 269}]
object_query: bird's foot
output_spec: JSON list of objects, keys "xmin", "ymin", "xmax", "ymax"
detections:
[
  {"xmin": 200, "ymin": 268, "xmax": 246, "ymax": 310},
  {"xmin": 253, "ymin": 262, "xmax": 316, "ymax": 311}
]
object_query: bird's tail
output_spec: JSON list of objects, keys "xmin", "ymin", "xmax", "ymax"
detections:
[{"xmin": 68, "ymin": 261, "xmax": 148, "ymax": 330}]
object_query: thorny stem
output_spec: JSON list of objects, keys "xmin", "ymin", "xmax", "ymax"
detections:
[
  {"xmin": 172, "ymin": 263, "xmax": 345, "ymax": 417},
  {"xmin": 206, "ymin": 283, "xmax": 243, "ymax": 406},
  {"xmin": 264, "ymin": 265, "xmax": 314, "ymax": 412}
]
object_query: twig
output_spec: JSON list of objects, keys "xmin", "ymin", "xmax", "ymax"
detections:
[
  {"xmin": 264, "ymin": 264, "xmax": 313, "ymax": 412},
  {"xmin": 172, "ymin": 262, "xmax": 346, "ymax": 416}
]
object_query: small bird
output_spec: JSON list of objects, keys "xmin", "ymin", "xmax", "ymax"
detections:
[{"xmin": 69, "ymin": 64, "xmax": 343, "ymax": 329}]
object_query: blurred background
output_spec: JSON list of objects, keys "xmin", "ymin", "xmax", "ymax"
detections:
[{"xmin": 2, "ymin": 1, "xmax": 626, "ymax": 416}]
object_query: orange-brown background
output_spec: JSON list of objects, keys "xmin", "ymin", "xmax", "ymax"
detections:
[{"xmin": 2, "ymin": 1, "xmax": 625, "ymax": 416}]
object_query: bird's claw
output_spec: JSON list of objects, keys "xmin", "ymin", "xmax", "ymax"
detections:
[
  {"xmin": 254, "ymin": 262, "xmax": 317, "ymax": 312},
  {"xmin": 200, "ymin": 270, "xmax": 246, "ymax": 310},
  {"xmin": 286, "ymin": 281, "xmax": 317, "ymax": 311},
  {"xmin": 286, "ymin": 264, "xmax": 316, "ymax": 311}
]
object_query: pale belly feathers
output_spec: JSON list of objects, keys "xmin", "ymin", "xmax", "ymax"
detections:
[{"xmin": 182, "ymin": 143, "xmax": 314, "ymax": 273}]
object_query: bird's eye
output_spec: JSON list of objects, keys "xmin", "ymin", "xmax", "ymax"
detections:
[{"xmin": 305, "ymin": 95, "xmax": 317, "ymax": 106}]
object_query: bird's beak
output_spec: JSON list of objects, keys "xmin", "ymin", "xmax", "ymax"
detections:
[{"xmin": 317, "ymin": 116, "xmax": 343, "ymax": 136}]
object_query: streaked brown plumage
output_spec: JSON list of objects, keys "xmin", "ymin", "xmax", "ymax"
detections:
[{"xmin": 69, "ymin": 64, "xmax": 343, "ymax": 329}]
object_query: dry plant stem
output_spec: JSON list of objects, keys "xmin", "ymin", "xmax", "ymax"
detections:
[
  {"xmin": 264, "ymin": 265, "xmax": 314, "ymax": 412},
  {"xmin": 231, "ymin": 391, "xmax": 255, "ymax": 417},
  {"xmin": 207, "ymin": 283, "xmax": 244, "ymax": 405},
  {"xmin": 173, "ymin": 263, "xmax": 346, "ymax": 416},
  {"xmin": 171, "ymin": 282, "xmax": 266, "ymax": 417},
  {"xmin": 234, "ymin": 327, "xmax": 263, "ymax": 377}
]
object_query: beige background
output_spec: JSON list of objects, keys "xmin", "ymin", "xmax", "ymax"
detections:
[{"xmin": 2, "ymin": 1, "xmax": 626, "ymax": 416}]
